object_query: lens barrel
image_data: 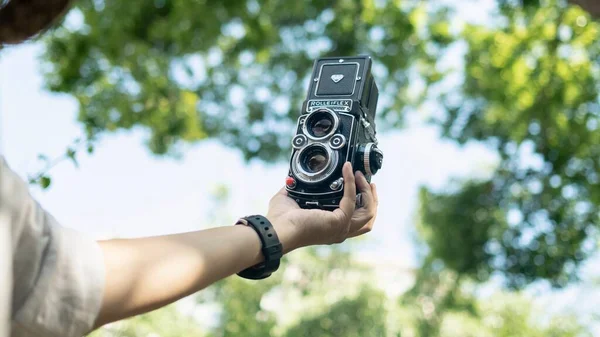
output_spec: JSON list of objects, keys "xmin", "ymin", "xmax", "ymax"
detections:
[
  {"xmin": 291, "ymin": 143, "xmax": 338, "ymax": 184},
  {"xmin": 303, "ymin": 108, "xmax": 339, "ymax": 140},
  {"xmin": 301, "ymin": 146, "xmax": 329, "ymax": 173}
]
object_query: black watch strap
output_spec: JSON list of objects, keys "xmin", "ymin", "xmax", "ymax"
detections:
[{"xmin": 236, "ymin": 215, "xmax": 283, "ymax": 280}]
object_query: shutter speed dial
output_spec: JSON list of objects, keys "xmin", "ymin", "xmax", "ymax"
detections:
[{"xmin": 356, "ymin": 143, "xmax": 383, "ymax": 177}]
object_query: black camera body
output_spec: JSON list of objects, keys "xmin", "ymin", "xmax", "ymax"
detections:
[{"xmin": 285, "ymin": 55, "xmax": 384, "ymax": 210}]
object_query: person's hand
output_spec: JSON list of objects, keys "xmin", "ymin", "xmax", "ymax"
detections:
[{"xmin": 267, "ymin": 162, "xmax": 379, "ymax": 252}]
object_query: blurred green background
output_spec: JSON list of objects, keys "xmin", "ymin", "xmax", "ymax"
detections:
[{"xmin": 4, "ymin": 0, "xmax": 600, "ymax": 335}]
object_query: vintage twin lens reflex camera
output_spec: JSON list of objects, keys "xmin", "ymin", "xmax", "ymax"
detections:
[{"xmin": 285, "ymin": 55, "xmax": 384, "ymax": 210}]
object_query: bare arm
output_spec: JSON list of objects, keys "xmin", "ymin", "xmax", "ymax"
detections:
[
  {"xmin": 91, "ymin": 163, "xmax": 377, "ymax": 330},
  {"xmin": 93, "ymin": 223, "xmax": 299, "ymax": 328}
]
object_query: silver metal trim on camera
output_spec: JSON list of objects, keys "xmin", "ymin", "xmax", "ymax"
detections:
[
  {"xmin": 364, "ymin": 143, "xmax": 374, "ymax": 177},
  {"xmin": 313, "ymin": 61, "xmax": 361, "ymax": 97},
  {"xmin": 302, "ymin": 108, "xmax": 340, "ymax": 141},
  {"xmin": 291, "ymin": 134, "xmax": 308, "ymax": 149},
  {"xmin": 306, "ymin": 99, "xmax": 353, "ymax": 113},
  {"xmin": 329, "ymin": 134, "xmax": 346, "ymax": 150},
  {"xmin": 291, "ymin": 143, "xmax": 339, "ymax": 184},
  {"xmin": 329, "ymin": 177, "xmax": 344, "ymax": 190},
  {"xmin": 288, "ymin": 112, "xmax": 355, "ymax": 196}
]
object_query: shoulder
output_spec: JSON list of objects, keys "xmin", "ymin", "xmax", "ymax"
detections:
[
  {"xmin": 0, "ymin": 155, "xmax": 29, "ymax": 201},
  {"xmin": 0, "ymin": 156, "xmax": 38, "ymax": 238},
  {"xmin": 2, "ymin": 155, "xmax": 106, "ymax": 337}
]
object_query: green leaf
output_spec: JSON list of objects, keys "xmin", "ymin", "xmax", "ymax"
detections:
[
  {"xmin": 66, "ymin": 147, "xmax": 78, "ymax": 168},
  {"xmin": 40, "ymin": 176, "xmax": 52, "ymax": 189}
]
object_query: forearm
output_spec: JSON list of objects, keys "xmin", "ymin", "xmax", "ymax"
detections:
[{"xmin": 92, "ymin": 223, "xmax": 298, "ymax": 329}]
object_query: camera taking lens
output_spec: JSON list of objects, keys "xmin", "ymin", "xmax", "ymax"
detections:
[
  {"xmin": 291, "ymin": 143, "xmax": 338, "ymax": 184},
  {"xmin": 301, "ymin": 146, "xmax": 329, "ymax": 173}
]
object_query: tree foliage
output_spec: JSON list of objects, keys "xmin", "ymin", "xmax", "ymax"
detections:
[
  {"xmin": 36, "ymin": 0, "xmax": 600, "ymax": 333},
  {"xmin": 421, "ymin": 0, "xmax": 600, "ymax": 289},
  {"xmin": 42, "ymin": 0, "xmax": 450, "ymax": 161}
]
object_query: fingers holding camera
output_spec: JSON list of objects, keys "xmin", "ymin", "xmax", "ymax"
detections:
[
  {"xmin": 267, "ymin": 163, "xmax": 377, "ymax": 247},
  {"xmin": 347, "ymin": 173, "xmax": 379, "ymax": 238},
  {"xmin": 371, "ymin": 182, "xmax": 379, "ymax": 204},
  {"xmin": 357, "ymin": 172, "xmax": 377, "ymax": 213},
  {"xmin": 332, "ymin": 162, "xmax": 357, "ymax": 225}
]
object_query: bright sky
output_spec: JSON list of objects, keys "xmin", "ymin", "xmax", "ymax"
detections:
[
  {"xmin": 0, "ymin": 0, "xmax": 598, "ymax": 331},
  {"xmin": 0, "ymin": 40, "xmax": 499, "ymax": 267}
]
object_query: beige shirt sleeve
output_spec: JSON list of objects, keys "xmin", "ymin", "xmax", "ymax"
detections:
[{"xmin": 0, "ymin": 156, "xmax": 105, "ymax": 337}]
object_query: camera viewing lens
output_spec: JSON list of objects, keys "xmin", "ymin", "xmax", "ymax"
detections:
[
  {"xmin": 311, "ymin": 117, "xmax": 333, "ymax": 137},
  {"xmin": 304, "ymin": 109, "xmax": 338, "ymax": 139},
  {"xmin": 301, "ymin": 146, "xmax": 329, "ymax": 173}
]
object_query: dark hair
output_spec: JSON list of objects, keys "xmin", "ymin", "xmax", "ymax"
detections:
[{"xmin": 0, "ymin": 0, "xmax": 72, "ymax": 45}]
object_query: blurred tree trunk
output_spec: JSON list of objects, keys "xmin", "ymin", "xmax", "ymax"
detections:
[{"xmin": 570, "ymin": 0, "xmax": 600, "ymax": 17}]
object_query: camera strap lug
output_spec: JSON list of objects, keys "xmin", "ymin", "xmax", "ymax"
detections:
[{"xmin": 360, "ymin": 116, "xmax": 378, "ymax": 144}]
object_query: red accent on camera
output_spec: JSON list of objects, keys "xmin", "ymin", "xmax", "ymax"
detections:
[{"xmin": 285, "ymin": 176, "xmax": 296, "ymax": 188}]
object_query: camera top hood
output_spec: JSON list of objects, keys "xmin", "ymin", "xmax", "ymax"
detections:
[{"xmin": 301, "ymin": 55, "xmax": 378, "ymax": 124}]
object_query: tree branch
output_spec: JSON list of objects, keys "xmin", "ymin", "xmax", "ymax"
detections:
[{"xmin": 569, "ymin": 0, "xmax": 600, "ymax": 18}]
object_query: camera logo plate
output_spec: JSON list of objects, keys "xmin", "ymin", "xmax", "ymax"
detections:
[
  {"xmin": 330, "ymin": 74, "xmax": 344, "ymax": 83},
  {"xmin": 306, "ymin": 99, "xmax": 352, "ymax": 113}
]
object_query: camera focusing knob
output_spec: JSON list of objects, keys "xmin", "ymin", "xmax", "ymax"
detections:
[
  {"xmin": 370, "ymin": 146, "xmax": 384, "ymax": 174},
  {"xmin": 357, "ymin": 143, "xmax": 384, "ymax": 177}
]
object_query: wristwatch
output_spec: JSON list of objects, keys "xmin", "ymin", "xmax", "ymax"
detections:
[{"xmin": 235, "ymin": 215, "xmax": 283, "ymax": 279}]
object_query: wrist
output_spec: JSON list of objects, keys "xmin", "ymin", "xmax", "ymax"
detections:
[
  {"xmin": 266, "ymin": 215, "xmax": 304, "ymax": 253},
  {"xmin": 236, "ymin": 215, "xmax": 283, "ymax": 280}
]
